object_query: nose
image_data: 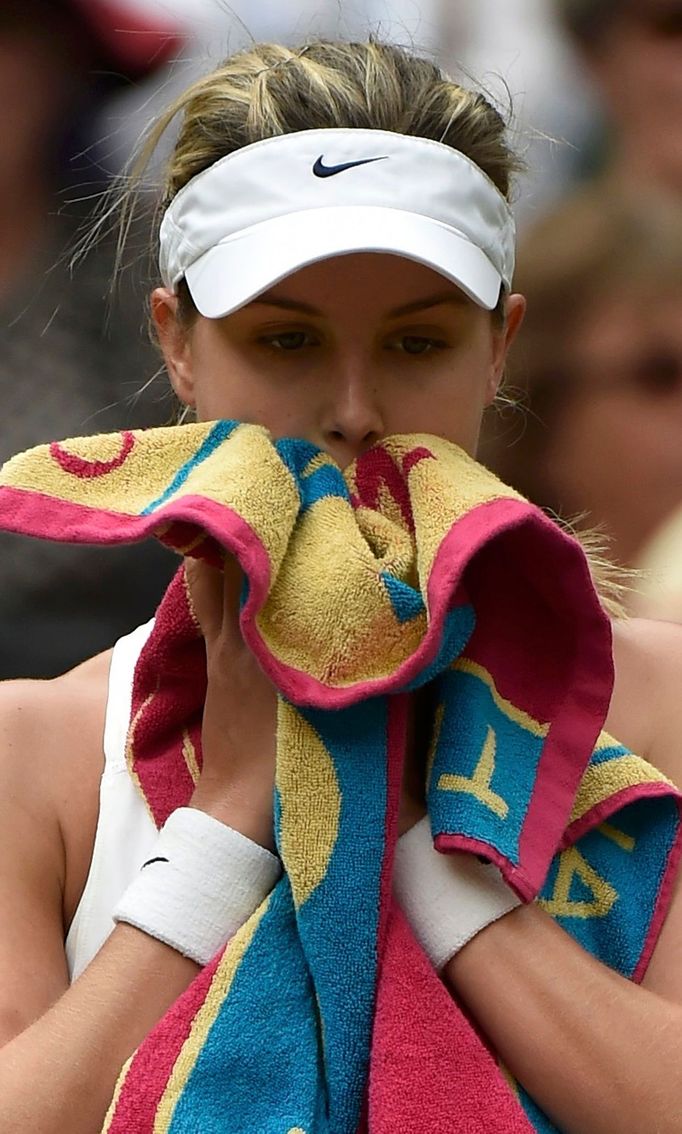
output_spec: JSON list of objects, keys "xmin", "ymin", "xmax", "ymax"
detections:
[{"xmin": 320, "ymin": 354, "xmax": 386, "ymax": 465}]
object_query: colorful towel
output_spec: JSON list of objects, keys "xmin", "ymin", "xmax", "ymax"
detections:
[{"xmin": 0, "ymin": 420, "xmax": 680, "ymax": 1134}]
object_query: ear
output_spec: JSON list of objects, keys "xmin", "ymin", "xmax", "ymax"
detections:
[
  {"xmin": 151, "ymin": 287, "xmax": 196, "ymax": 407},
  {"xmin": 485, "ymin": 292, "xmax": 526, "ymax": 404}
]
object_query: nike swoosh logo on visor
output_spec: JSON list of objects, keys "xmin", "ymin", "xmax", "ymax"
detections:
[{"xmin": 312, "ymin": 155, "xmax": 388, "ymax": 178}]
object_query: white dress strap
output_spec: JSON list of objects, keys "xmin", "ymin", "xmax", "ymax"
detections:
[{"xmin": 65, "ymin": 620, "xmax": 159, "ymax": 981}]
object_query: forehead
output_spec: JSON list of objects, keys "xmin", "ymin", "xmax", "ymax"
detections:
[{"xmin": 247, "ymin": 253, "xmax": 476, "ymax": 312}]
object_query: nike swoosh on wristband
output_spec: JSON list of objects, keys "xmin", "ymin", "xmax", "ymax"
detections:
[{"xmin": 312, "ymin": 155, "xmax": 388, "ymax": 178}]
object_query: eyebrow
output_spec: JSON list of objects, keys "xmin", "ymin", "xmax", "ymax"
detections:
[{"xmin": 248, "ymin": 291, "xmax": 470, "ymax": 318}]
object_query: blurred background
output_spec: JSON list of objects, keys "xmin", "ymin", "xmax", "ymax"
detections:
[{"xmin": 1, "ymin": 0, "xmax": 681, "ymax": 679}]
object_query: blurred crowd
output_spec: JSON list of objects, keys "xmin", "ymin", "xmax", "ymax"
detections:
[
  {"xmin": 1, "ymin": 0, "xmax": 681, "ymax": 678},
  {"xmin": 481, "ymin": 0, "xmax": 682, "ymax": 620}
]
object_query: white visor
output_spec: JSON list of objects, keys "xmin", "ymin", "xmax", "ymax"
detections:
[{"xmin": 159, "ymin": 128, "xmax": 515, "ymax": 317}]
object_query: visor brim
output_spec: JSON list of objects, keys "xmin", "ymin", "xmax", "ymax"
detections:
[{"xmin": 183, "ymin": 206, "xmax": 502, "ymax": 318}]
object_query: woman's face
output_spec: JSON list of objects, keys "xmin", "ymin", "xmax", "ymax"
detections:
[
  {"xmin": 153, "ymin": 253, "xmax": 524, "ymax": 470},
  {"xmin": 544, "ymin": 288, "xmax": 682, "ymax": 565},
  {"xmin": 589, "ymin": 3, "xmax": 682, "ymax": 192}
]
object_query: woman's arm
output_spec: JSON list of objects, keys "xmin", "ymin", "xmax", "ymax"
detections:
[
  {"xmin": 0, "ymin": 662, "xmax": 105, "ymax": 1046},
  {"xmin": 438, "ymin": 616, "xmax": 682, "ymax": 1134},
  {"xmin": 0, "ymin": 673, "xmax": 198, "ymax": 1132},
  {"xmin": 445, "ymin": 900, "xmax": 682, "ymax": 1134},
  {"xmin": 0, "ymin": 558, "xmax": 278, "ymax": 1133},
  {"xmin": 0, "ymin": 923, "xmax": 199, "ymax": 1133}
]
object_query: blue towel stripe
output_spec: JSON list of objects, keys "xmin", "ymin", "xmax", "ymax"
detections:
[{"xmin": 141, "ymin": 420, "xmax": 239, "ymax": 515}]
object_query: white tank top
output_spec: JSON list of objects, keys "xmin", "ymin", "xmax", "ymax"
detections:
[{"xmin": 65, "ymin": 620, "xmax": 158, "ymax": 981}]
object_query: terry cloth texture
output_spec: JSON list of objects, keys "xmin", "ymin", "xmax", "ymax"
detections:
[{"xmin": 0, "ymin": 421, "xmax": 680, "ymax": 1134}]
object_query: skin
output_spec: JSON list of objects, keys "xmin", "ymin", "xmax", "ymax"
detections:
[
  {"xmin": 152, "ymin": 254, "xmax": 519, "ymax": 464},
  {"xmin": 0, "ymin": 252, "xmax": 682, "ymax": 1132}
]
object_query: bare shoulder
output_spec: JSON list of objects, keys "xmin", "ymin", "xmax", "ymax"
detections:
[
  {"xmin": 608, "ymin": 617, "xmax": 682, "ymax": 785},
  {"xmin": 0, "ymin": 647, "xmax": 111, "ymax": 743},
  {"xmin": 0, "ymin": 648, "xmax": 111, "ymax": 793}
]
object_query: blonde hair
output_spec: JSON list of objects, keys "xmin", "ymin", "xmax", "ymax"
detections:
[
  {"xmin": 153, "ymin": 41, "xmax": 518, "ymax": 200},
  {"xmin": 112, "ymin": 39, "xmax": 521, "ymax": 321}
]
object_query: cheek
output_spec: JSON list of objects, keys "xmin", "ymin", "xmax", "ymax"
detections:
[
  {"xmin": 398, "ymin": 369, "xmax": 490, "ymax": 454},
  {"xmin": 455, "ymin": 347, "xmax": 499, "ymax": 433},
  {"xmin": 187, "ymin": 341, "xmax": 259, "ymax": 420},
  {"xmin": 190, "ymin": 354, "xmax": 311, "ymax": 436}
]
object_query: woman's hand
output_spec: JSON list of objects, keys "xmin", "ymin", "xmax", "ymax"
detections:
[
  {"xmin": 186, "ymin": 557, "xmax": 429, "ymax": 846},
  {"xmin": 185, "ymin": 556, "xmax": 277, "ymax": 851}
]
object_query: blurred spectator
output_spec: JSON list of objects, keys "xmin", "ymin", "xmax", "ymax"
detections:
[
  {"xmin": 478, "ymin": 0, "xmax": 682, "ymax": 614},
  {"xmin": 479, "ymin": 191, "xmax": 682, "ymax": 574},
  {"xmin": 0, "ymin": 0, "xmax": 184, "ymax": 678},
  {"xmin": 556, "ymin": 0, "xmax": 682, "ymax": 200}
]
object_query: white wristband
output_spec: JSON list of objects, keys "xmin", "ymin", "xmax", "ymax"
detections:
[
  {"xmin": 113, "ymin": 807, "xmax": 281, "ymax": 966},
  {"xmin": 393, "ymin": 817, "xmax": 521, "ymax": 971}
]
